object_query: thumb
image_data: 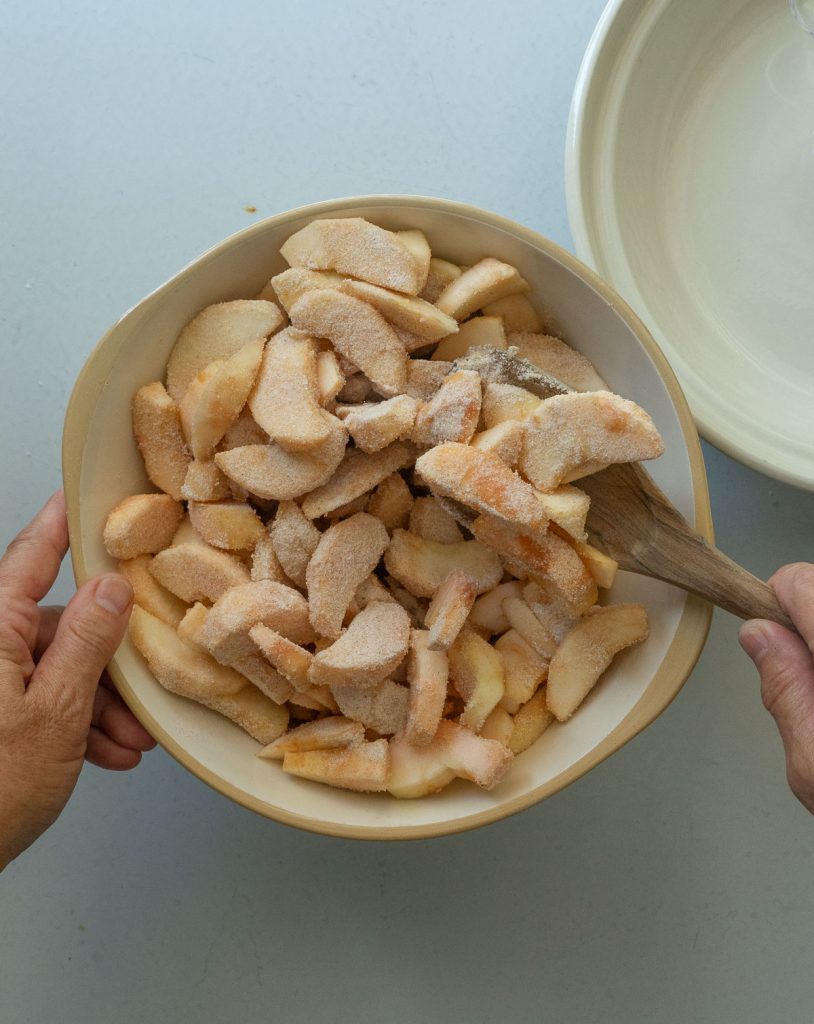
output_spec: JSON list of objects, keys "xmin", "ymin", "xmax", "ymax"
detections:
[
  {"xmin": 30, "ymin": 574, "xmax": 133, "ymax": 721},
  {"xmin": 740, "ymin": 619, "xmax": 814, "ymax": 806}
]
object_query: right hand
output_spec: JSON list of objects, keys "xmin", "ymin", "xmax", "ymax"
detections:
[{"xmin": 740, "ymin": 563, "xmax": 814, "ymax": 815}]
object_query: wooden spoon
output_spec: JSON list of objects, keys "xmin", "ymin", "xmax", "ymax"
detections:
[{"xmin": 452, "ymin": 348, "xmax": 794, "ymax": 629}]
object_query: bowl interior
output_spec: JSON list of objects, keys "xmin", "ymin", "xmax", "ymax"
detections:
[
  {"xmin": 567, "ymin": 0, "xmax": 814, "ymax": 490},
  {"xmin": 64, "ymin": 197, "xmax": 711, "ymax": 838}
]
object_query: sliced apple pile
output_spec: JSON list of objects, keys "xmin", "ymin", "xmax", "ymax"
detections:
[{"xmin": 105, "ymin": 213, "xmax": 664, "ymax": 798}]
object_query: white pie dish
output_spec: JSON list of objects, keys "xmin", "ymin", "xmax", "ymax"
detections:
[{"xmin": 566, "ymin": 0, "xmax": 814, "ymax": 491}]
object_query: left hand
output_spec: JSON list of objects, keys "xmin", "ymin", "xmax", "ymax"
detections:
[{"xmin": 0, "ymin": 492, "xmax": 156, "ymax": 870}]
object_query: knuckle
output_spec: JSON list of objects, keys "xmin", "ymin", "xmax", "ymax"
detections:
[
  {"xmin": 759, "ymin": 658, "xmax": 800, "ymax": 717},
  {"xmin": 3, "ymin": 528, "xmax": 34, "ymax": 561},
  {"xmin": 773, "ymin": 562, "xmax": 814, "ymax": 606},
  {"xmin": 63, "ymin": 611, "xmax": 116, "ymax": 663}
]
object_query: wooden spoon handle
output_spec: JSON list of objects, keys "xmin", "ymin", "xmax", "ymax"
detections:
[
  {"xmin": 580, "ymin": 464, "xmax": 795, "ymax": 629},
  {"xmin": 630, "ymin": 525, "xmax": 794, "ymax": 629}
]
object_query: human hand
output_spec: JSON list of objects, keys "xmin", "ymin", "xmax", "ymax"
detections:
[
  {"xmin": 740, "ymin": 563, "xmax": 814, "ymax": 815},
  {"xmin": 0, "ymin": 492, "xmax": 155, "ymax": 870}
]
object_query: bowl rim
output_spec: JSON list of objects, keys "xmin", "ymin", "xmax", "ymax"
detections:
[
  {"xmin": 63, "ymin": 193, "xmax": 713, "ymax": 841},
  {"xmin": 564, "ymin": 0, "xmax": 814, "ymax": 493}
]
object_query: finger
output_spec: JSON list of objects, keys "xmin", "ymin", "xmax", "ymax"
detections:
[
  {"xmin": 740, "ymin": 619, "xmax": 814, "ymax": 749},
  {"xmin": 33, "ymin": 605, "xmax": 65, "ymax": 661},
  {"xmin": 0, "ymin": 492, "xmax": 68, "ymax": 603},
  {"xmin": 92, "ymin": 685, "xmax": 156, "ymax": 751},
  {"xmin": 85, "ymin": 726, "xmax": 143, "ymax": 771},
  {"xmin": 769, "ymin": 563, "xmax": 814, "ymax": 651},
  {"xmin": 28, "ymin": 574, "xmax": 133, "ymax": 720}
]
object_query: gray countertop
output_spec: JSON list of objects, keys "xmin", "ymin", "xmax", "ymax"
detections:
[{"xmin": 3, "ymin": 2, "xmax": 814, "ymax": 1021}]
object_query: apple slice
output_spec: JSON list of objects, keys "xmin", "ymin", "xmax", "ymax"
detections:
[
  {"xmin": 424, "ymin": 569, "xmax": 478, "ymax": 652},
  {"xmin": 200, "ymin": 579, "xmax": 314, "ymax": 662},
  {"xmin": 331, "ymin": 679, "xmax": 410, "ymax": 736},
  {"xmin": 103, "ymin": 494, "xmax": 183, "ymax": 560},
  {"xmin": 520, "ymin": 391, "xmax": 664, "ymax": 491},
  {"xmin": 469, "ymin": 421, "xmax": 525, "ymax": 466},
  {"xmin": 468, "ymin": 580, "xmax": 524, "ymax": 636},
  {"xmin": 367, "ymin": 473, "xmax": 413, "ymax": 533},
  {"xmin": 118, "ymin": 555, "xmax": 187, "ymax": 628},
  {"xmin": 257, "ymin": 716, "xmax": 364, "ymax": 759},
  {"xmin": 219, "ymin": 408, "xmax": 270, "ymax": 450},
  {"xmin": 149, "ymin": 542, "xmax": 249, "ymax": 603},
  {"xmin": 404, "ymin": 629, "xmax": 448, "ymax": 746},
  {"xmin": 166, "ymin": 299, "xmax": 283, "ymax": 401},
  {"xmin": 316, "ymin": 350, "xmax": 345, "ymax": 405},
  {"xmin": 403, "ymin": 358, "xmax": 452, "ymax": 401},
  {"xmin": 335, "ymin": 395, "xmax": 419, "ymax": 453},
  {"xmin": 349, "ymin": 574, "xmax": 397, "ymax": 615},
  {"xmin": 481, "ymin": 382, "xmax": 541, "ymax": 428},
  {"xmin": 509, "ymin": 688, "xmax": 554, "ymax": 754},
  {"xmin": 433, "ymin": 719, "xmax": 513, "ymax": 789},
  {"xmin": 417, "ymin": 442, "xmax": 545, "ymax": 531},
  {"xmin": 534, "ymin": 486, "xmax": 590, "ymax": 541},
  {"xmin": 248, "ymin": 328, "xmax": 331, "ymax": 451},
  {"xmin": 178, "ymin": 338, "xmax": 265, "ymax": 459},
  {"xmin": 300, "ymin": 441, "xmax": 415, "ymax": 519},
  {"xmin": 309, "ymin": 601, "xmax": 411, "ymax": 688},
  {"xmin": 547, "ymin": 604, "xmax": 649, "ymax": 721},
  {"xmin": 280, "ymin": 217, "xmax": 425, "ymax": 294},
  {"xmin": 181, "ymin": 460, "xmax": 231, "ymax": 501},
  {"xmin": 387, "ymin": 734, "xmax": 457, "ymax": 798},
  {"xmin": 270, "ymin": 267, "xmax": 346, "ymax": 313},
  {"xmin": 502, "ymin": 596, "xmax": 557, "ymax": 659},
  {"xmin": 339, "ymin": 279, "xmax": 458, "ymax": 340},
  {"xmin": 432, "ymin": 315, "xmax": 506, "ymax": 362},
  {"xmin": 336, "ymin": 372, "xmax": 373, "ymax": 404},
  {"xmin": 384, "ymin": 529, "xmax": 503, "ymax": 599},
  {"xmin": 282, "ymin": 738, "xmax": 390, "ymax": 792},
  {"xmin": 383, "ymin": 575, "xmax": 428, "ymax": 628},
  {"xmin": 522, "ymin": 581, "xmax": 580, "ymax": 645},
  {"xmin": 170, "ymin": 515, "xmax": 208, "ymax": 548},
  {"xmin": 479, "ymin": 706, "xmax": 514, "ymax": 745},
  {"xmin": 572, "ymin": 538, "xmax": 619, "ymax": 590},
  {"xmin": 324, "ymin": 495, "xmax": 369, "ymax": 520},
  {"xmin": 176, "ymin": 602, "xmax": 209, "ymax": 647},
  {"xmin": 482, "ymin": 294, "xmax": 542, "ymax": 332},
  {"xmin": 470, "ymin": 513, "xmax": 598, "ymax": 613},
  {"xmin": 495, "ymin": 628, "xmax": 549, "ymax": 714},
  {"xmin": 419, "ymin": 257, "xmax": 463, "ymax": 304},
  {"xmin": 215, "ymin": 419, "xmax": 347, "ymax": 501},
  {"xmin": 249, "ymin": 625, "xmax": 313, "ymax": 690},
  {"xmin": 132, "ymin": 382, "xmax": 190, "ymax": 500},
  {"xmin": 408, "ymin": 495, "xmax": 464, "ymax": 544},
  {"xmin": 187, "ymin": 501, "xmax": 265, "ymax": 552},
  {"xmin": 250, "ymin": 534, "xmax": 289, "ymax": 584},
  {"xmin": 228, "ymin": 651, "xmax": 292, "ymax": 705},
  {"xmin": 289, "ymin": 288, "xmax": 408, "ymax": 397},
  {"xmin": 267, "ymin": 500, "xmax": 319, "ymax": 588},
  {"xmin": 507, "ymin": 331, "xmax": 606, "ymax": 392},
  {"xmin": 129, "ymin": 606, "xmax": 288, "ymax": 744},
  {"xmin": 395, "ymin": 229, "xmax": 431, "ymax": 290},
  {"xmin": 435, "ymin": 258, "xmax": 529, "ymax": 321},
  {"xmin": 449, "ymin": 627, "xmax": 505, "ymax": 731},
  {"xmin": 411, "ymin": 370, "xmax": 482, "ymax": 447},
  {"xmin": 306, "ymin": 512, "xmax": 389, "ymax": 639},
  {"xmin": 288, "ymin": 685, "xmax": 338, "ymax": 714}
]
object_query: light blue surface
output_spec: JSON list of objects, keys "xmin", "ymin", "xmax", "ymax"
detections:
[{"xmin": 2, "ymin": 2, "xmax": 814, "ymax": 1022}]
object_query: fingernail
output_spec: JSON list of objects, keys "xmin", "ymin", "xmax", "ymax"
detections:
[
  {"xmin": 94, "ymin": 575, "xmax": 133, "ymax": 615},
  {"xmin": 739, "ymin": 621, "xmax": 770, "ymax": 665}
]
